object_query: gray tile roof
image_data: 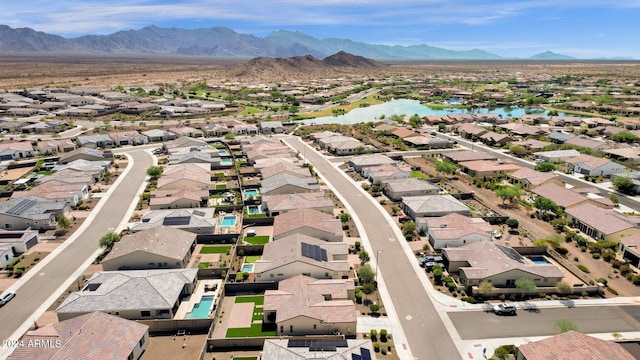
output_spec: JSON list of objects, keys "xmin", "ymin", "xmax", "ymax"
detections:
[{"xmin": 102, "ymin": 226, "xmax": 196, "ymax": 263}]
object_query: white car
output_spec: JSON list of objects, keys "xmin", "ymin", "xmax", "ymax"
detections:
[
  {"xmin": 493, "ymin": 302, "xmax": 516, "ymax": 315},
  {"xmin": 0, "ymin": 290, "xmax": 16, "ymax": 306}
]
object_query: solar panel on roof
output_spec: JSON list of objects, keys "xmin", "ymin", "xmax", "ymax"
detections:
[
  {"xmin": 162, "ymin": 216, "xmax": 191, "ymax": 226},
  {"xmin": 301, "ymin": 242, "xmax": 328, "ymax": 262},
  {"xmin": 361, "ymin": 348, "xmax": 372, "ymax": 360},
  {"xmin": 287, "ymin": 338, "xmax": 347, "ymax": 349},
  {"xmin": 192, "ymin": 210, "xmax": 206, "ymax": 217},
  {"xmin": 6, "ymin": 199, "xmax": 36, "ymax": 215},
  {"xmin": 496, "ymin": 244, "xmax": 525, "ymax": 263},
  {"xmin": 352, "ymin": 354, "xmax": 362, "ymax": 360}
]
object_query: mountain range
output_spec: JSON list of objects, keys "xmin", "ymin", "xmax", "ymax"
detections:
[{"xmin": 0, "ymin": 24, "xmax": 577, "ymax": 60}]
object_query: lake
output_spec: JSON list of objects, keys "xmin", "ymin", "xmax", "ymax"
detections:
[{"xmin": 299, "ymin": 99, "xmax": 548, "ymax": 125}]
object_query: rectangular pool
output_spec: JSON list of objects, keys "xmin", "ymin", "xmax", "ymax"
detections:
[
  {"xmin": 185, "ymin": 295, "xmax": 214, "ymax": 319},
  {"xmin": 241, "ymin": 263, "xmax": 255, "ymax": 273},
  {"xmin": 247, "ymin": 205, "xmax": 261, "ymax": 215},
  {"xmin": 529, "ymin": 256, "xmax": 551, "ymax": 265},
  {"xmin": 218, "ymin": 150, "xmax": 230, "ymax": 156},
  {"xmin": 220, "ymin": 215, "xmax": 237, "ymax": 227},
  {"xmin": 220, "ymin": 159, "xmax": 233, "ymax": 166},
  {"xmin": 245, "ymin": 189, "xmax": 259, "ymax": 198}
]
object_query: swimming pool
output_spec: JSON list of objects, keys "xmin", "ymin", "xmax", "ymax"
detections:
[
  {"xmin": 241, "ymin": 263, "xmax": 255, "ymax": 273},
  {"xmin": 529, "ymin": 256, "xmax": 551, "ymax": 265},
  {"xmin": 245, "ymin": 189, "xmax": 259, "ymax": 198},
  {"xmin": 220, "ymin": 159, "xmax": 233, "ymax": 166},
  {"xmin": 218, "ymin": 150, "xmax": 230, "ymax": 156},
  {"xmin": 247, "ymin": 205, "xmax": 262, "ymax": 215},
  {"xmin": 185, "ymin": 295, "xmax": 214, "ymax": 319},
  {"xmin": 220, "ymin": 215, "xmax": 237, "ymax": 227}
]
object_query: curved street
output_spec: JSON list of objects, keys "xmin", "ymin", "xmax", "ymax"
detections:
[{"xmin": 0, "ymin": 148, "xmax": 153, "ymax": 357}]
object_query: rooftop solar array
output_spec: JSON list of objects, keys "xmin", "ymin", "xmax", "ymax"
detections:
[
  {"xmin": 6, "ymin": 199, "xmax": 36, "ymax": 215},
  {"xmin": 497, "ymin": 244, "xmax": 525, "ymax": 263},
  {"xmin": 162, "ymin": 216, "xmax": 191, "ymax": 226},
  {"xmin": 288, "ymin": 338, "xmax": 348, "ymax": 351},
  {"xmin": 301, "ymin": 242, "xmax": 328, "ymax": 262},
  {"xmin": 192, "ymin": 210, "xmax": 206, "ymax": 217}
]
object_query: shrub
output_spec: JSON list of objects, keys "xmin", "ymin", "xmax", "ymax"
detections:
[
  {"xmin": 607, "ymin": 287, "xmax": 619, "ymax": 296},
  {"xmin": 14, "ymin": 268, "xmax": 23, "ymax": 277},
  {"xmin": 379, "ymin": 329, "xmax": 388, "ymax": 342},
  {"xmin": 370, "ymin": 329, "xmax": 378, "ymax": 341},
  {"xmin": 461, "ymin": 296, "xmax": 477, "ymax": 304},
  {"xmin": 369, "ymin": 304, "xmax": 380, "ymax": 313},
  {"xmin": 597, "ymin": 277, "xmax": 608, "ymax": 286},
  {"xmin": 577, "ymin": 265, "xmax": 590, "ymax": 273},
  {"xmin": 619, "ymin": 264, "xmax": 632, "ymax": 276},
  {"xmin": 555, "ymin": 247, "xmax": 569, "ymax": 256},
  {"xmin": 373, "ymin": 343, "xmax": 381, "ymax": 353},
  {"xmin": 592, "ymin": 253, "xmax": 601, "ymax": 260},
  {"xmin": 602, "ymin": 251, "xmax": 615, "ymax": 262},
  {"xmin": 632, "ymin": 275, "xmax": 640, "ymax": 286}
]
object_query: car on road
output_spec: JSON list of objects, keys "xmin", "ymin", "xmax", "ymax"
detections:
[
  {"xmin": 0, "ymin": 290, "xmax": 16, "ymax": 306},
  {"xmin": 493, "ymin": 303, "xmax": 517, "ymax": 315}
]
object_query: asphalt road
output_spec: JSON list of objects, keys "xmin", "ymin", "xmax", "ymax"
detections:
[
  {"xmin": 449, "ymin": 306, "xmax": 640, "ymax": 339},
  {"xmin": 436, "ymin": 133, "xmax": 640, "ymax": 211},
  {"xmin": 284, "ymin": 137, "xmax": 461, "ymax": 360},
  {"xmin": 0, "ymin": 149, "xmax": 153, "ymax": 344}
]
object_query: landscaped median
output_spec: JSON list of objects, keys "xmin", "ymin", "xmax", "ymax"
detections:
[{"xmin": 225, "ymin": 296, "xmax": 276, "ymax": 338}]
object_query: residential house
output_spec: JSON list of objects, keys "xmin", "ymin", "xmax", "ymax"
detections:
[
  {"xmin": 246, "ymin": 144, "xmax": 296, "ymax": 164},
  {"xmin": 507, "ymin": 168, "xmax": 564, "ymax": 190},
  {"xmin": 611, "ymin": 172, "xmax": 640, "ymax": 194},
  {"xmin": 0, "ymin": 142, "xmax": 35, "ymax": 160},
  {"xmin": 142, "ymin": 129, "xmax": 175, "ymax": 142},
  {"xmin": 273, "ymin": 208, "xmax": 343, "ymax": 242},
  {"xmin": 0, "ymin": 196, "xmax": 69, "ymax": 231},
  {"xmin": 619, "ymin": 234, "xmax": 640, "ymax": 268},
  {"xmin": 36, "ymin": 139, "xmax": 76, "ymax": 154},
  {"xmin": 455, "ymin": 123, "xmax": 488, "ymax": 139},
  {"xmin": 509, "ymin": 139, "xmax": 552, "ymax": 153},
  {"xmin": 402, "ymin": 195, "xmax": 471, "ymax": 220},
  {"xmin": 565, "ymin": 135, "xmax": 610, "ymax": 153},
  {"xmin": 262, "ymin": 192, "xmax": 333, "ymax": 216},
  {"xmin": 108, "ymin": 131, "xmax": 149, "ymax": 146},
  {"xmin": 260, "ymin": 164, "xmax": 311, "ymax": 180},
  {"xmin": 441, "ymin": 150, "xmax": 497, "ymax": 164},
  {"xmin": 131, "ymin": 208, "xmax": 217, "ymax": 235},
  {"xmin": 0, "ymin": 246, "xmax": 14, "ymax": 268},
  {"xmin": 417, "ymin": 214, "xmax": 493, "ymax": 250},
  {"xmin": 253, "ymin": 157, "xmax": 302, "ymax": 170},
  {"xmin": 520, "ymin": 114, "xmax": 548, "ymax": 125},
  {"xmin": 391, "ymin": 127, "xmax": 419, "ymax": 139},
  {"xmin": 0, "ymin": 228, "xmax": 38, "ymax": 254},
  {"xmin": 348, "ymin": 154, "xmax": 396, "ymax": 173},
  {"xmin": 603, "ymin": 147, "xmax": 640, "ymax": 163},
  {"xmin": 11, "ymin": 182, "xmax": 87, "ymax": 206},
  {"xmin": 261, "ymin": 339, "xmax": 376, "ymax": 360},
  {"xmin": 442, "ymin": 240, "xmax": 564, "ymax": 291},
  {"xmin": 149, "ymin": 187, "xmax": 209, "ymax": 210},
  {"xmin": 164, "ymin": 136, "xmax": 208, "ymax": 152},
  {"xmin": 168, "ymin": 151, "xmax": 221, "ymax": 169},
  {"xmin": 404, "ymin": 135, "xmax": 453, "ymax": 150},
  {"xmin": 516, "ymin": 331, "xmax": 635, "ymax": 360},
  {"xmin": 55, "ymin": 269, "xmax": 198, "ymax": 321},
  {"xmin": 157, "ymin": 163, "xmax": 210, "ymax": 191},
  {"xmin": 531, "ymin": 183, "xmax": 597, "ymax": 210},
  {"xmin": 52, "ymin": 159, "xmax": 111, "ymax": 182},
  {"xmin": 202, "ymin": 123, "xmax": 231, "ymax": 137},
  {"xmin": 76, "ymin": 134, "xmax": 114, "ymax": 149},
  {"xmin": 383, "ymin": 178, "xmax": 439, "ymax": 201},
  {"xmin": 498, "ymin": 123, "xmax": 550, "ymax": 138},
  {"xmin": 458, "ymin": 159, "xmax": 521, "ymax": 178},
  {"xmin": 549, "ymin": 116, "xmax": 581, "ymax": 127},
  {"xmin": 548, "ymin": 131, "xmax": 576, "ymax": 144},
  {"xmin": 8, "ymin": 312, "xmax": 149, "ymax": 360},
  {"xmin": 533, "ymin": 149, "xmax": 581, "ymax": 163},
  {"xmin": 260, "ymin": 173, "xmax": 320, "ymax": 196},
  {"xmin": 168, "ymin": 126, "xmax": 204, "ymax": 138},
  {"xmin": 564, "ymin": 154, "xmax": 626, "ymax": 177},
  {"xmin": 260, "ymin": 121, "xmax": 285, "ymax": 134},
  {"xmin": 253, "ymin": 234, "xmax": 349, "ymax": 282},
  {"xmin": 101, "ymin": 226, "xmax": 196, "ymax": 271},
  {"xmin": 263, "ymin": 275, "xmax": 356, "ymax": 337},
  {"xmin": 363, "ymin": 163, "xmax": 412, "ymax": 183},
  {"xmin": 58, "ymin": 147, "xmax": 107, "ymax": 164},
  {"xmin": 479, "ymin": 131, "xmax": 511, "ymax": 147},
  {"xmin": 566, "ymin": 203, "xmax": 640, "ymax": 242}
]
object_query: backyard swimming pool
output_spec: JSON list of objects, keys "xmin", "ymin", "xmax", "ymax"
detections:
[
  {"xmin": 241, "ymin": 263, "xmax": 255, "ymax": 273},
  {"xmin": 185, "ymin": 295, "xmax": 214, "ymax": 319},
  {"xmin": 245, "ymin": 189, "xmax": 260, "ymax": 198},
  {"xmin": 220, "ymin": 215, "xmax": 237, "ymax": 227},
  {"xmin": 247, "ymin": 205, "xmax": 262, "ymax": 215},
  {"xmin": 220, "ymin": 159, "xmax": 233, "ymax": 166},
  {"xmin": 529, "ymin": 256, "xmax": 552, "ymax": 265},
  {"xmin": 218, "ymin": 150, "xmax": 230, "ymax": 156}
]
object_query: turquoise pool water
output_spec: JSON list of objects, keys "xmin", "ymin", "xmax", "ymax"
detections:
[
  {"xmin": 220, "ymin": 159, "xmax": 233, "ymax": 166},
  {"xmin": 247, "ymin": 205, "xmax": 261, "ymax": 215},
  {"xmin": 185, "ymin": 295, "xmax": 214, "ymax": 319},
  {"xmin": 218, "ymin": 150, "xmax": 230, "ymax": 156},
  {"xmin": 529, "ymin": 256, "xmax": 551, "ymax": 265},
  {"xmin": 245, "ymin": 189, "xmax": 259, "ymax": 197},
  {"xmin": 220, "ymin": 215, "xmax": 237, "ymax": 227},
  {"xmin": 241, "ymin": 263, "xmax": 255, "ymax": 273}
]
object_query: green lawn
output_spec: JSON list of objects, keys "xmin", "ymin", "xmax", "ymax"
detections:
[
  {"xmin": 252, "ymin": 308, "xmax": 264, "ymax": 321},
  {"xmin": 238, "ymin": 106, "xmax": 262, "ymax": 115},
  {"xmin": 244, "ymin": 255, "xmax": 261, "ymax": 263},
  {"xmin": 411, "ymin": 171, "xmax": 428, "ymax": 179},
  {"xmin": 243, "ymin": 235, "xmax": 270, "ymax": 245},
  {"xmin": 225, "ymin": 324, "xmax": 276, "ymax": 338},
  {"xmin": 200, "ymin": 245, "xmax": 232, "ymax": 254},
  {"xmin": 215, "ymin": 184, "xmax": 228, "ymax": 189},
  {"xmin": 197, "ymin": 262, "xmax": 210, "ymax": 269},
  {"xmin": 235, "ymin": 295, "xmax": 264, "ymax": 305}
]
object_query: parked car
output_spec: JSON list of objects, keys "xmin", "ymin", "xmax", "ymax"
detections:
[
  {"xmin": 419, "ymin": 255, "xmax": 435, "ymax": 266},
  {"xmin": 0, "ymin": 290, "xmax": 16, "ymax": 306},
  {"xmin": 424, "ymin": 261, "xmax": 440, "ymax": 271},
  {"xmin": 493, "ymin": 303, "xmax": 517, "ymax": 315},
  {"xmin": 398, "ymin": 215, "xmax": 412, "ymax": 223}
]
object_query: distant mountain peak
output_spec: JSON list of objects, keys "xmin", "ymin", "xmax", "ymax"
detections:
[{"xmin": 530, "ymin": 50, "xmax": 574, "ymax": 60}]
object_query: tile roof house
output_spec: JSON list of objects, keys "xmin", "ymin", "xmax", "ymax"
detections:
[
  {"xmin": 403, "ymin": 135, "xmax": 453, "ymax": 150},
  {"xmin": 273, "ymin": 208, "xmax": 343, "ymax": 242},
  {"xmin": 391, "ymin": 127, "xmax": 419, "ymax": 139},
  {"xmin": 8, "ymin": 311, "xmax": 149, "ymax": 360},
  {"xmin": 260, "ymin": 173, "xmax": 320, "ymax": 196},
  {"xmin": 11, "ymin": 182, "xmax": 88, "ymax": 206},
  {"xmin": 263, "ymin": 275, "xmax": 357, "ymax": 337},
  {"xmin": 0, "ymin": 196, "xmax": 68, "ymax": 231},
  {"xmin": 0, "ymin": 141, "xmax": 35, "ymax": 160},
  {"xmin": 262, "ymin": 192, "xmax": 333, "ymax": 216},
  {"xmin": 261, "ymin": 338, "xmax": 376, "ymax": 360},
  {"xmin": 168, "ymin": 150, "xmax": 222, "ymax": 169},
  {"xmin": 141, "ymin": 129, "xmax": 175, "ymax": 142},
  {"xmin": 253, "ymin": 157, "xmax": 302, "ymax": 170},
  {"xmin": 108, "ymin": 131, "xmax": 149, "ymax": 146},
  {"xmin": 168, "ymin": 126, "xmax": 204, "ymax": 138},
  {"xmin": 531, "ymin": 183, "xmax": 607, "ymax": 210},
  {"xmin": 548, "ymin": 131, "xmax": 576, "ymax": 144},
  {"xmin": 149, "ymin": 187, "xmax": 209, "ymax": 210},
  {"xmin": 478, "ymin": 131, "xmax": 511, "ymax": 147},
  {"xmin": 383, "ymin": 178, "xmax": 439, "ymax": 201},
  {"xmin": 566, "ymin": 203, "xmax": 640, "ymax": 242},
  {"xmin": 417, "ymin": 213, "xmax": 493, "ymax": 250},
  {"xmin": 348, "ymin": 154, "xmax": 396, "ymax": 172},
  {"xmin": 458, "ymin": 159, "xmax": 521, "ymax": 178},
  {"xmin": 253, "ymin": 234, "xmax": 349, "ymax": 282},
  {"xmin": 76, "ymin": 134, "xmax": 114, "ymax": 149},
  {"xmin": 619, "ymin": 234, "xmax": 640, "ymax": 268},
  {"xmin": 101, "ymin": 226, "xmax": 196, "ymax": 271},
  {"xmin": 58, "ymin": 147, "xmax": 107, "ymax": 164},
  {"xmin": 0, "ymin": 228, "xmax": 39, "ymax": 254},
  {"xmin": 533, "ymin": 149, "xmax": 581, "ymax": 162},
  {"xmin": 442, "ymin": 150, "xmax": 497, "ymax": 164},
  {"xmin": 55, "ymin": 269, "xmax": 198, "ymax": 321},
  {"xmin": 260, "ymin": 164, "xmax": 311, "ymax": 180},
  {"xmin": 442, "ymin": 240, "xmax": 564, "ymax": 290},
  {"xmin": 402, "ymin": 195, "xmax": 471, "ymax": 220},
  {"xmin": 157, "ymin": 163, "xmax": 210, "ymax": 191},
  {"xmin": 565, "ymin": 135, "xmax": 611, "ymax": 152},
  {"xmin": 163, "ymin": 136, "xmax": 208, "ymax": 151},
  {"xmin": 131, "ymin": 208, "xmax": 217, "ymax": 234},
  {"xmin": 509, "ymin": 139, "xmax": 552, "ymax": 152},
  {"xmin": 516, "ymin": 331, "xmax": 635, "ymax": 360},
  {"xmin": 363, "ymin": 163, "xmax": 412, "ymax": 183},
  {"xmin": 507, "ymin": 167, "xmax": 564, "ymax": 190},
  {"xmin": 564, "ymin": 154, "xmax": 626, "ymax": 177}
]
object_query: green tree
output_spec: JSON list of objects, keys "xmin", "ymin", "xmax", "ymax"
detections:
[
  {"xmin": 401, "ymin": 221, "xmax": 416, "ymax": 236},
  {"xmin": 495, "ymin": 184, "xmax": 522, "ymax": 206},
  {"xmin": 609, "ymin": 193, "xmax": 620, "ymax": 205},
  {"xmin": 613, "ymin": 176, "xmax": 636, "ymax": 194},
  {"xmin": 146, "ymin": 166, "xmax": 163, "ymax": 178},
  {"xmin": 340, "ymin": 212, "xmax": 350, "ymax": 223},
  {"xmin": 359, "ymin": 250, "xmax": 371, "ymax": 265},
  {"xmin": 555, "ymin": 319, "xmax": 578, "ymax": 333},
  {"xmin": 56, "ymin": 214, "xmax": 70, "ymax": 231},
  {"xmin": 509, "ymin": 145, "xmax": 528, "ymax": 157},
  {"xmin": 435, "ymin": 160, "xmax": 457, "ymax": 176},
  {"xmin": 534, "ymin": 196, "xmax": 558, "ymax": 214},
  {"xmin": 224, "ymin": 132, "xmax": 236, "ymax": 140},
  {"xmin": 556, "ymin": 280, "xmax": 572, "ymax": 295},
  {"xmin": 611, "ymin": 130, "xmax": 638, "ymax": 143},
  {"xmin": 515, "ymin": 278, "xmax": 536, "ymax": 299},
  {"xmin": 409, "ymin": 114, "xmax": 422, "ymax": 128},
  {"xmin": 477, "ymin": 280, "xmax": 496, "ymax": 297},
  {"xmin": 357, "ymin": 264, "xmax": 375, "ymax": 284},
  {"xmin": 506, "ymin": 218, "xmax": 519, "ymax": 229},
  {"xmin": 99, "ymin": 231, "xmax": 121, "ymax": 248},
  {"xmin": 534, "ymin": 162, "xmax": 557, "ymax": 172}
]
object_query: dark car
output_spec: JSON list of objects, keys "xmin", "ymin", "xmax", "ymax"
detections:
[{"xmin": 398, "ymin": 215, "xmax": 412, "ymax": 223}]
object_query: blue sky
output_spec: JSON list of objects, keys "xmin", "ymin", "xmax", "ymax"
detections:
[{"xmin": 3, "ymin": 0, "xmax": 640, "ymax": 58}]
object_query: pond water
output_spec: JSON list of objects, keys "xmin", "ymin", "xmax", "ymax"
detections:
[{"xmin": 299, "ymin": 99, "xmax": 549, "ymax": 125}]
